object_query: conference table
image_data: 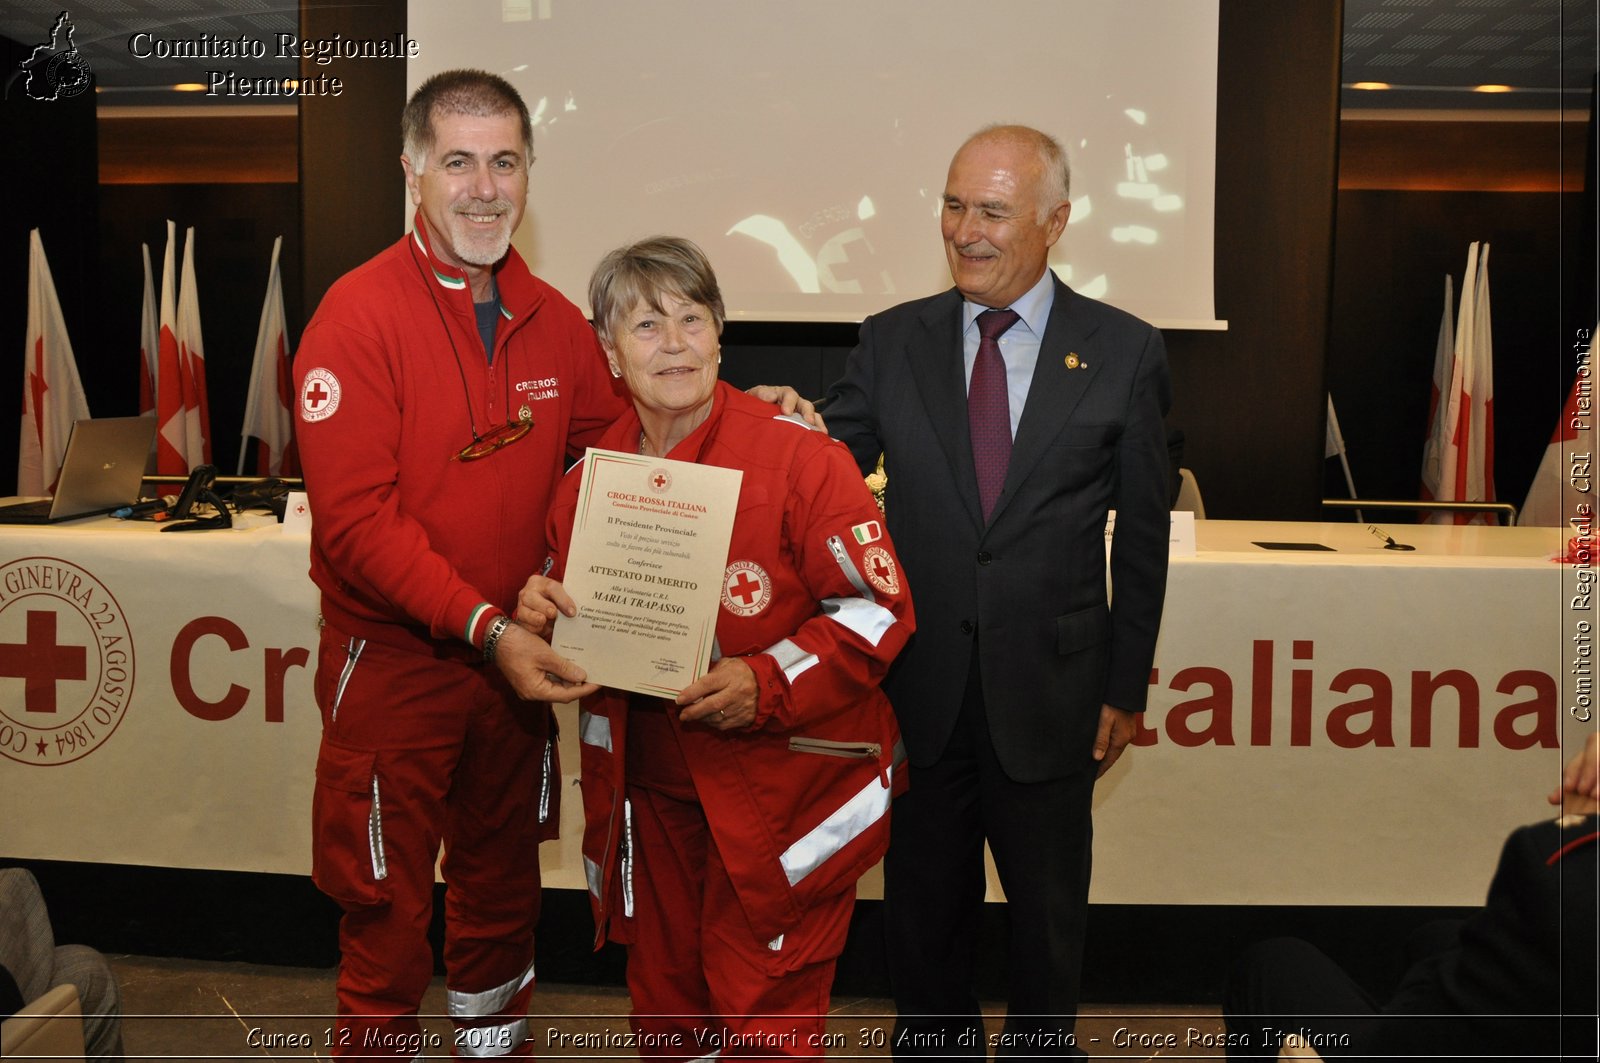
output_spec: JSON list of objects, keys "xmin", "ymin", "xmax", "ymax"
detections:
[{"xmin": 0, "ymin": 512, "xmax": 1574, "ymax": 907}]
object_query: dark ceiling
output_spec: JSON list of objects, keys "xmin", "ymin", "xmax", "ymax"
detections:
[{"xmin": 1342, "ymin": 0, "xmax": 1596, "ymax": 111}]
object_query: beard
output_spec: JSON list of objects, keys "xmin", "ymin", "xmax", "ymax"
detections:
[{"xmin": 446, "ymin": 199, "xmax": 516, "ymax": 266}]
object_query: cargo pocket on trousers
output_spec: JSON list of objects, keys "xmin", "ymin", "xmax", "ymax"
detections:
[{"xmin": 311, "ymin": 741, "xmax": 392, "ymax": 909}]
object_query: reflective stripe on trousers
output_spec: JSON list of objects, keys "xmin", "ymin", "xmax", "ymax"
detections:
[
  {"xmin": 582, "ymin": 799, "xmax": 635, "ymax": 918},
  {"xmin": 579, "ymin": 709, "xmax": 613, "ymax": 752},
  {"xmin": 448, "ymin": 960, "xmax": 536, "ymax": 1057},
  {"xmin": 779, "ymin": 741, "xmax": 905, "ymax": 885}
]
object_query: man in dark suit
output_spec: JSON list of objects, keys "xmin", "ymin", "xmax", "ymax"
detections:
[{"xmin": 823, "ymin": 124, "xmax": 1172, "ymax": 1057}]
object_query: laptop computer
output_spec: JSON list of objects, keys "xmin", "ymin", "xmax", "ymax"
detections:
[{"xmin": 0, "ymin": 417, "xmax": 159, "ymax": 524}]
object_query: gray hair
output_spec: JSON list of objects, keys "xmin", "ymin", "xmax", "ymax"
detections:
[
  {"xmin": 401, "ymin": 69, "xmax": 533, "ymax": 168},
  {"xmin": 964, "ymin": 124, "xmax": 1071, "ymax": 222},
  {"xmin": 589, "ymin": 237, "xmax": 727, "ymax": 348}
]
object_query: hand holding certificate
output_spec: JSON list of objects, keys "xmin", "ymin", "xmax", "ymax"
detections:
[{"xmin": 551, "ymin": 448, "xmax": 741, "ymax": 697}]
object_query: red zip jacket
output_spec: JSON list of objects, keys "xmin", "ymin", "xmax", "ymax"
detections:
[
  {"xmin": 545, "ymin": 383, "xmax": 915, "ymax": 946},
  {"xmin": 295, "ymin": 216, "xmax": 625, "ymax": 657}
]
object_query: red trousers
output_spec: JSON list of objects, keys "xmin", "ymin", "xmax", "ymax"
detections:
[
  {"xmin": 623, "ymin": 784, "xmax": 855, "ymax": 1063},
  {"xmin": 311, "ymin": 628, "xmax": 554, "ymax": 1058}
]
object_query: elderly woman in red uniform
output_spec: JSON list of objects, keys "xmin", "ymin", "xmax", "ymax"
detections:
[{"xmin": 517, "ymin": 236, "xmax": 913, "ymax": 1058}]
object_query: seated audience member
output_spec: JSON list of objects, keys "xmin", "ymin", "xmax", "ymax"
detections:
[
  {"xmin": 0, "ymin": 868, "xmax": 126, "ymax": 1061},
  {"xmin": 1222, "ymin": 733, "xmax": 1599, "ymax": 1060}
]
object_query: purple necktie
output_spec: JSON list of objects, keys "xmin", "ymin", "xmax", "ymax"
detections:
[{"xmin": 969, "ymin": 308, "xmax": 1020, "ymax": 521}]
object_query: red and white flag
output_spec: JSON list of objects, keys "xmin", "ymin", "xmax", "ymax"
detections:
[
  {"xmin": 238, "ymin": 236, "xmax": 299, "ymax": 477},
  {"xmin": 176, "ymin": 226, "xmax": 213, "ymax": 467},
  {"xmin": 157, "ymin": 224, "xmax": 212, "ymax": 472},
  {"xmin": 1418, "ymin": 273, "xmax": 1454, "ymax": 504},
  {"xmin": 155, "ymin": 221, "xmax": 185, "ymax": 474},
  {"xmin": 1520, "ymin": 329, "xmax": 1597, "ymax": 527},
  {"xmin": 1453, "ymin": 242, "xmax": 1496, "ymax": 523},
  {"xmin": 1422, "ymin": 243, "xmax": 1496, "ymax": 525},
  {"xmin": 18, "ymin": 229, "xmax": 91, "ymax": 495},
  {"xmin": 138, "ymin": 242, "xmax": 158, "ymax": 417}
]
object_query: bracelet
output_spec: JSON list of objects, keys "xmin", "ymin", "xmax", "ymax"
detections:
[{"xmin": 482, "ymin": 614, "xmax": 511, "ymax": 664}]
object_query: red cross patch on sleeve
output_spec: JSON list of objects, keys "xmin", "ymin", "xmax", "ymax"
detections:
[
  {"xmin": 862, "ymin": 546, "xmax": 900, "ymax": 595},
  {"xmin": 300, "ymin": 368, "xmax": 341, "ymax": 422},
  {"xmin": 721, "ymin": 560, "xmax": 772, "ymax": 617}
]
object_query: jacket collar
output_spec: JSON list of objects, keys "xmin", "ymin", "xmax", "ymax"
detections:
[
  {"xmin": 958, "ymin": 267, "xmax": 1056, "ymax": 341},
  {"xmin": 409, "ymin": 212, "xmax": 471, "ymax": 292},
  {"xmin": 600, "ymin": 381, "xmax": 730, "ymax": 464},
  {"xmin": 406, "ymin": 209, "xmax": 543, "ymax": 322}
]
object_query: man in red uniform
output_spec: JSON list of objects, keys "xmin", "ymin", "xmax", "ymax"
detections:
[
  {"xmin": 295, "ymin": 68, "xmax": 615, "ymax": 1058},
  {"xmin": 294, "ymin": 71, "xmax": 813, "ymax": 1057}
]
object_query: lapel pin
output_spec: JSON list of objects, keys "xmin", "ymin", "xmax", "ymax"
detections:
[{"xmin": 1065, "ymin": 353, "xmax": 1086, "ymax": 370}]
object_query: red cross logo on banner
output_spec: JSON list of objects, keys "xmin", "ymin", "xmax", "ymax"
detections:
[
  {"xmin": 647, "ymin": 467, "xmax": 673, "ymax": 494},
  {"xmin": 0, "ymin": 557, "xmax": 136, "ymax": 767},
  {"xmin": 0, "ymin": 611, "xmax": 85, "ymax": 714},
  {"xmin": 721, "ymin": 560, "xmax": 771, "ymax": 617}
]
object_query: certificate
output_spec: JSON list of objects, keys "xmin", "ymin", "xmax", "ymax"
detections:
[{"xmin": 553, "ymin": 448, "xmax": 742, "ymax": 697}]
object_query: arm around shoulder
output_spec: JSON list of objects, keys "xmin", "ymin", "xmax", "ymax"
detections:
[{"xmin": 821, "ymin": 314, "xmax": 885, "ymax": 475}]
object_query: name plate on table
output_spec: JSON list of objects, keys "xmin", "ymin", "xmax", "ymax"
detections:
[
  {"xmin": 553, "ymin": 448, "xmax": 741, "ymax": 698},
  {"xmin": 282, "ymin": 491, "xmax": 312, "ymax": 534}
]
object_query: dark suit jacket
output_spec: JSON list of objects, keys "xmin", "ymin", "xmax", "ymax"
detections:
[
  {"xmin": 1222, "ymin": 814, "xmax": 1600, "ymax": 1061},
  {"xmin": 824, "ymin": 279, "xmax": 1172, "ymax": 783},
  {"xmin": 1356, "ymin": 814, "xmax": 1600, "ymax": 1061}
]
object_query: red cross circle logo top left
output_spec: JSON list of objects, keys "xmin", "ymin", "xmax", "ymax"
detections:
[{"xmin": 0, "ymin": 557, "xmax": 135, "ymax": 766}]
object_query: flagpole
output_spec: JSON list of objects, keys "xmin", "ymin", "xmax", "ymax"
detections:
[{"xmin": 1325, "ymin": 395, "xmax": 1361, "ymax": 523}]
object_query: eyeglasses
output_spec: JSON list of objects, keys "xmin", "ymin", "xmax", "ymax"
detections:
[{"xmin": 453, "ymin": 408, "xmax": 533, "ymax": 461}]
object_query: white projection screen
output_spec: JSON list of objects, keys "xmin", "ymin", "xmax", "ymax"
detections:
[{"xmin": 407, "ymin": 0, "xmax": 1221, "ymax": 329}]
